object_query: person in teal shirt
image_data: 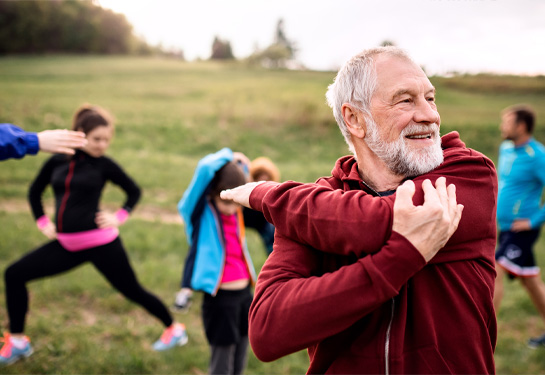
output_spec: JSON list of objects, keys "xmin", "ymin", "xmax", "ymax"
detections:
[{"xmin": 494, "ymin": 104, "xmax": 545, "ymax": 349}]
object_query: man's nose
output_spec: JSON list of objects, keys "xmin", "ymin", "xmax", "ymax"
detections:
[{"xmin": 414, "ymin": 99, "xmax": 440, "ymax": 124}]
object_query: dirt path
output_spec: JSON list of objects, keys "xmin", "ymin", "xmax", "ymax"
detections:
[{"xmin": 0, "ymin": 199, "xmax": 183, "ymax": 225}]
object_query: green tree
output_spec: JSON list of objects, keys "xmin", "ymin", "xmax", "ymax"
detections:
[
  {"xmin": 0, "ymin": 0, "xmax": 152, "ymax": 55},
  {"xmin": 247, "ymin": 18, "xmax": 298, "ymax": 69},
  {"xmin": 210, "ymin": 36, "xmax": 234, "ymax": 60}
]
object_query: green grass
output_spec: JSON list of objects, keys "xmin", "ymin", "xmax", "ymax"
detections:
[{"xmin": 1, "ymin": 55, "xmax": 545, "ymax": 374}]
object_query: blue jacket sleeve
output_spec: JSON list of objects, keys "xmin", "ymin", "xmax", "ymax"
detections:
[
  {"xmin": 0, "ymin": 124, "xmax": 39, "ymax": 160},
  {"xmin": 177, "ymin": 148, "xmax": 234, "ymax": 244},
  {"xmin": 530, "ymin": 152, "xmax": 545, "ymax": 228}
]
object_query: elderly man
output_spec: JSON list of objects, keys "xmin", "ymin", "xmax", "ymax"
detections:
[{"xmin": 222, "ymin": 47, "xmax": 497, "ymax": 374}]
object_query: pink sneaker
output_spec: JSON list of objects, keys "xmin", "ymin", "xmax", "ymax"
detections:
[
  {"xmin": 152, "ymin": 323, "xmax": 188, "ymax": 351},
  {"xmin": 0, "ymin": 332, "xmax": 33, "ymax": 366}
]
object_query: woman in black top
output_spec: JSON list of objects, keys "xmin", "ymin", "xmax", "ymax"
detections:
[{"xmin": 1, "ymin": 105, "xmax": 186, "ymax": 366}]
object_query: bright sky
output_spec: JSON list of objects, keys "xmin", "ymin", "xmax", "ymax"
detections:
[{"xmin": 98, "ymin": 0, "xmax": 545, "ymax": 75}]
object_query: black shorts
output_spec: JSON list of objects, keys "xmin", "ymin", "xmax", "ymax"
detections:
[
  {"xmin": 495, "ymin": 230, "xmax": 541, "ymax": 279},
  {"xmin": 202, "ymin": 286, "xmax": 253, "ymax": 346}
]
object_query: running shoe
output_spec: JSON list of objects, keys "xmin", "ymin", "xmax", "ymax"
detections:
[
  {"xmin": 152, "ymin": 323, "xmax": 188, "ymax": 351},
  {"xmin": 172, "ymin": 289, "xmax": 192, "ymax": 312},
  {"xmin": 528, "ymin": 333, "xmax": 545, "ymax": 349},
  {"xmin": 0, "ymin": 333, "xmax": 33, "ymax": 366}
]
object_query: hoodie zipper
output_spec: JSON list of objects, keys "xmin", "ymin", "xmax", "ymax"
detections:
[
  {"xmin": 385, "ymin": 298, "xmax": 395, "ymax": 375},
  {"xmin": 357, "ymin": 178, "xmax": 396, "ymax": 374}
]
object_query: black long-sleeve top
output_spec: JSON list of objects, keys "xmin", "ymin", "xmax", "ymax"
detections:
[{"xmin": 28, "ymin": 150, "xmax": 141, "ymax": 233}]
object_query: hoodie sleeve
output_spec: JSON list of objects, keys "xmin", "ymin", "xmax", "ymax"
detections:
[
  {"xmin": 0, "ymin": 124, "xmax": 39, "ymax": 160},
  {"xmin": 249, "ymin": 230, "xmax": 426, "ymax": 362},
  {"xmin": 249, "ymin": 148, "xmax": 498, "ymax": 262},
  {"xmin": 250, "ymin": 181, "xmax": 393, "ymax": 257}
]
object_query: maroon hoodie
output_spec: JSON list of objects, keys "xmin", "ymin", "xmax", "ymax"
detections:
[{"xmin": 248, "ymin": 132, "xmax": 497, "ymax": 374}]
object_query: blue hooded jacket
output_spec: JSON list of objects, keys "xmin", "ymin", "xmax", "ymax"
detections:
[{"xmin": 178, "ymin": 148, "xmax": 256, "ymax": 295}]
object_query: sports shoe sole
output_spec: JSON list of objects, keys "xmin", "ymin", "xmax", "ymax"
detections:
[
  {"xmin": 170, "ymin": 301, "xmax": 192, "ymax": 314},
  {"xmin": 1, "ymin": 347, "xmax": 33, "ymax": 366},
  {"xmin": 177, "ymin": 334, "xmax": 189, "ymax": 347}
]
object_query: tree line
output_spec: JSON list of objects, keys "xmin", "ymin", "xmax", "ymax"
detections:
[
  {"xmin": 0, "ymin": 0, "xmax": 154, "ymax": 55},
  {"xmin": 0, "ymin": 1, "xmax": 298, "ymax": 68}
]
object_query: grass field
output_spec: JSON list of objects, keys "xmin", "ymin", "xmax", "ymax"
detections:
[{"xmin": 1, "ymin": 55, "xmax": 545, "ymax": 374}]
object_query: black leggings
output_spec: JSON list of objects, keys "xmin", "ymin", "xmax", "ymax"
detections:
[{"xmin": 4, "ymin": 237, "xmax": 173, "ymax": 333}]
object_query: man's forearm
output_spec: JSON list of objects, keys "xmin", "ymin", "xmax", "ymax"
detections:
[{"xmin": 249, "ymin": 232, "xmax": 425, "ymax": 361}]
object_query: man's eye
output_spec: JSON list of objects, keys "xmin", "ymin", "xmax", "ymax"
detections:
[{"xmin": 427, "ymin": 97, "xmax": 435, "ymax": 102}]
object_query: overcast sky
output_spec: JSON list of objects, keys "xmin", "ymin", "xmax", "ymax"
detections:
[{"xmin": 98, "ymin": 0, "xmax": 545, "ymax": 75}]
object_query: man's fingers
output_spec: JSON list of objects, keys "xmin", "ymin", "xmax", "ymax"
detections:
[
  {"xmin": 450, "ymin": 204, "xmax": 464, "ymax": 235},
  {"xmin": 447, "ymin": 183, "xmax": 458, "ymax": 219},
  {"xmin": 56, "ymin": 147, "xmax": 76, "ymax": 155},
  {"xmin": 220, "ymin": 181, "xmax": 264, "ymax": 208},
  {"xmin": 421, "ymin": 179, "xmax": 441, "ymax": 209},
  {"xmin": 394, "ymin": 180, "xmax": 416, "ymax": 210},
  {"xmin": 435, "ymin": 177, "xmax": 448, "ymax": 209},
  {"xmin": 220, "ymin": 189, "xmax": 234, "ymax": 201}
]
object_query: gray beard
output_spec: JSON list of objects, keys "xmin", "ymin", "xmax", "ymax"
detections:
[{"xmin": 365, "ymin": 120, "xmax": 444, "ymax": 177}]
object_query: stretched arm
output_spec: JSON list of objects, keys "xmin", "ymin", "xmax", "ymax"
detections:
[
  {"xmin": 249, "ymin": 179, "xmax": 462, "ymax": 361},
  {"xmin": 1, "ymin": 124, "xmax": 86, "ymax": 160},
  {"xmin": 36, "ymin": 129, "xmax": 87, "ymax": 155},
  {"xmin": 222, "ymin": 150, "xmax": 496, "ymax": 261},
  {"xmin": 250, "ymin": 232, "xmax": 425, "ymax": 361},
  {"xmin": 177, "ymin": 148, "xmax": 234, "ymax": 240},
  {"xmin": 1, "ymin": 124, "xmax": 40, "ymax": 160}
]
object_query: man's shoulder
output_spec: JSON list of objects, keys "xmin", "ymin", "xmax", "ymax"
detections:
[
  {"xmin": 529, "ymin": 138, "xmax": 545, "ymax": 156},
  {"xmin": 438, "ymin": 133, "xmax": 496, "ymax": 181},
  {"xmin": 443, "ymin": 132, "xmax": 491, "ymax": 164}
]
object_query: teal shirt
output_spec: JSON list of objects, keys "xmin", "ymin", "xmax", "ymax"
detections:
[{"xmin": 497, "ymin": 138, "xmax": 545, "ymax": 231}]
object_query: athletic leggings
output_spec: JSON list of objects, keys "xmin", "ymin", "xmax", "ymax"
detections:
[{"xmin": 4, "ymin": 237, "xmax": 173, "ymax": 333}]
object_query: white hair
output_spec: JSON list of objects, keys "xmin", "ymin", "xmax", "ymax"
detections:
[{"xmin": 325, "ymin": 46, "xmax": 416, "ymax": 155}]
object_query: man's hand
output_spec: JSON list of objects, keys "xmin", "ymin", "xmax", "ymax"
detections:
[
  {"xmin": 220, "ymin": 181, "xmax": 266, "ymax": 208},
  {"xmin": 511, "ymin": 219, "xmax": 531, "ymax": 232},
  {"xmin": 95, "ymin": 211, "xmax": 120, "ymax": 228},
  {"xmin": 393, "ymin": 177, "xmax": 463, "ymax": 262},
  {"xmin": 37, "ymin": 129, "xmax": 87, "ymax": 155}
]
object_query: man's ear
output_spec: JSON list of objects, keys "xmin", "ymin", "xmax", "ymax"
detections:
[
  {"xmin": 341, "ymin": 103, "xmax": 366, "ymax": 139},
  {"xmin": 516, "ymin": 120, "xmax": 528, "ymax": 135}
]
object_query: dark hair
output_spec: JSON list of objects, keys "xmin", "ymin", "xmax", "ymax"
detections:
[
  {"xmin": 72, "ymin": 104, "xmax": 113, "ymax": 134},
  {"xmin": 503, "ymin": 104, "xmax": 536, "ymax": 134},
  {"xmin": 209, "ymin": 161, "xmax": 246, "ymax": 198}
]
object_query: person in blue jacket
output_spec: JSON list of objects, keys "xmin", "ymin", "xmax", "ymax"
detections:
[
  {"xmin": 0, "ymin": 124, "xmax": 86, "ymax": 160},
  {"xmin": 174, "ymin": 148, "xmax": 256, "ymax": 375},
  {"xmin": 494, "ymin": 104, "xmax": 545, "ymax": 349}
]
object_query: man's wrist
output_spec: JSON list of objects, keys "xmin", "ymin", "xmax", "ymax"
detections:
[{"xmin": 249, "ymin": 181, "xmax": 278, "ymax": 211}]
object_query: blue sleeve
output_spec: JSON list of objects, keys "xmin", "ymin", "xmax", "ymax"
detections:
[
  {"xmin": 177, "ymin": 148, "xmax": 233, "ymax": 243},
  {"xmin": 530, "ymin": 152, "xmax": 545, "ymax": 228},
  {"xmin": 0, "ymin": 124, "xmax": 39, "ymax": 160}
]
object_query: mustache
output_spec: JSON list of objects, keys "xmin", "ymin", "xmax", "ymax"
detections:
[{"xmin": 401, "ymin": 123, "xmax": 440, "ymax": 138}]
